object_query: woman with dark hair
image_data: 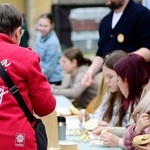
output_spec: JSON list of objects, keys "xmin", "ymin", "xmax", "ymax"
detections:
[
  {"xmin": 113, "ymin": 54, "xmax": 150, "ymax": 150},
  {"xmin": 34, "ymin": 13, "xmax": 62, "ymax": 85},
  {"xmin": 52, "ymin": 48, "xmax": 99, "ymax": 109}
]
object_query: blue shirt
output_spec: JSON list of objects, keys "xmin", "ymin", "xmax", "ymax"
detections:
[{"xmin": 34, "ymin": 30, "xmax": 62, "ymax": 82}]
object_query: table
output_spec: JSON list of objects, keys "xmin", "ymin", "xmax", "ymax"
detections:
[
  {"xmin": 65, "ymin": 116, "xmax": 122, "ymax": 150},
  {"xmin": 54, "ymin": 95, "xmax": 73, "ymax": 116},
  {"xmin": 66, "ymin": 138, "xmax": 122, "ymax": 150},
  {"xmin": 54, "ymin": 95, "xmax": 123, "ymax": 150},
  {"xmin": 55, "ymin": 95, "xmax": 73, "ymax": 108}
]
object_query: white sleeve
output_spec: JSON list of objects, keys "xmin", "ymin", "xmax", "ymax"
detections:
[
  {"xmin": 118, "ymin": 138, "xmax": 126, "ymax": 149},
  {"xmin": 90, "ymin": 92, "xmax": 110, "ymax": 120}
]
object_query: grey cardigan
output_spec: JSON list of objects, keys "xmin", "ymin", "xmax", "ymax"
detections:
[{"xmin": 53, "ymin": 66, "xmax": 99, "ymax": 108}]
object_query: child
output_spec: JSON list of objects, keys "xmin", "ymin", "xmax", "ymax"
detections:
[
  {"xmin": 34, "ymin": 13, "xmax": 62, "ymax": 85},
  {"xmin": 52, "ymin": 48, "xmax": 99, "ymax": 109}
]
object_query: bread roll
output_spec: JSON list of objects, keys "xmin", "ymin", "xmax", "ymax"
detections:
[
  {"xmin": 101, "ymin": 129, "xmax": 108, "ymax": 134},
  {"xmin": 83, "ymin": 119, "xmax": 98, "ymax": 130},
  {"xmin": 69, "ymin": 106, "xmax": 79, "ymax": 115},
  {"xmin": 133, "ymin": 134, "xmax": 150, "ymax": 146}
]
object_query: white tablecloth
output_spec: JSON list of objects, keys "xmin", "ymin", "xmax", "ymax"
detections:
[
  {"xmin": 54, "ymin": 95, "xmax": 73, "ymax": 116},
  {"xmin": 55, "ymin": 95, "xmax": 123, "ymax": 150}
]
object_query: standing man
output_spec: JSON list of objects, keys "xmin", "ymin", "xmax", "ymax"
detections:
[
  {"xmin": 82, "ymin": 0, "xmax": 150, "ymax": 86},
  {"xmin": 0, "ymin": 4, "xmax": 56, "ymax": 149}
]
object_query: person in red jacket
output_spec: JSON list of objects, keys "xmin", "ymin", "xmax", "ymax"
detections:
[{"xmin": 0, "ymin": 3, "xmax": 56, "ymax": 150}]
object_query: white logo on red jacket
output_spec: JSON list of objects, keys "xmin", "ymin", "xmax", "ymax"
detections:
[
  {"xmin": 0, "ymin": 59, "xmax": 11, "ymax": 104},
  {"xmin": 15, "ymin": 133, "xmax": 25, "ymax": 147},
  {"xmin": 1, "ymin": 59, "xmax": 11, "ymax": 67},
  {"xmin": 0, "ymin": 86, "xmax": 8, "ymax": 104}
]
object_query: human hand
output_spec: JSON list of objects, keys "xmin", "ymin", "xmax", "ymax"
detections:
[
  {"xmin": 134, "ymin": 144, "xmax": 150, "ymax": 150},
  {"xmin": 78, "ymin": 109, "xmax": 89, "ymax": 122},
  {"xmin": 100, "ymin": 131, "xmax": 119, "ymax": 147},
  {"xmin": 82, "ymin": 69, "xmax": 95, "ymax": 86},
  {"xmin": 134, "ymin": 113, "xmax": 150, "ymax": 134},
  {"xmin": 92, "ymin": 125, "xmax": 112, "ymax": 136}
]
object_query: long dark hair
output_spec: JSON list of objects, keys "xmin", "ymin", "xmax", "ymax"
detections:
[
  {"xmin": 102, "ymin": 50, "xmax": 127, "ymax": 126},
  {"xmin": 114, "ymin": 54, "xmax": 150, "ymax": 112},
  {"xmin": 63, "ymin": 48, "xmax": 92, "ymax": 66}
]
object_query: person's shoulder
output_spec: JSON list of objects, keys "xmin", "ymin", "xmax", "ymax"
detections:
[
  {"xmin": 49, "ymin": 31, "xmax": 59, "ymax": 40},
  {"xmin": 11, "ymin": 46, "xmax": 39, "ymax": 67},
  {"xmin": 133, "ymin": 1, "xmax": 150, "ymax": 14},
  {"xmin": 99, "ymin": 11, "xmax": 112, "ymax": 27},
  {"xmin": 78, "ymin": 65, "xmax": 89, "ymax": 72},
  {"xmin": 101, "ymin": 91, "xmax": 110, "ymax": 104},
  {"xmin": 101, "ymin": 11, "xmax": 112, "ymax": 22},
  {"xmin": 46, "ymin": 31, "xmax": 60, "ymax": 44},
  {"xmin": 141, "ymin": 80, "xmax": 150, "ymax": 99},
  {"xmin": 19, "ymin": 45, "xmax": 35, "ymax": 53},
  {"xmin": 34, "ymin": 33, "xmax": 42, "ymax": 42},
  {"xmin": 104, "ymin": 91, "xmax": 111, "ymax": 98},
  {"xmin": 145, "ymin": 81, "xmax": 150, "ymax": 91},
  {"xmin": 18, "ymin": 46, "xmax": 38, "ymax": 58},
  {"xmin": 74, "ymin": 66, "xmax": 89, "ymax": 77}
]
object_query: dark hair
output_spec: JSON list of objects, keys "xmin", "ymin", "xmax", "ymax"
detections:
[
  {"xmin": 39, "ymin": 13, "xmax": 54, "ymax": 24},
  {"xmin": 0, "ymin": 3, "xmax": 23, "ymax": 35},
  {"xmin": 63, "ymin": 48, "xmax": 92, "ymax": 66},
  {"xmin": 114, "ymin": 54, "xmax": 150, "ymax": 111},
  {"xmin": 102, "ymin": 50, "xmax": 127, "ymax": 126}
]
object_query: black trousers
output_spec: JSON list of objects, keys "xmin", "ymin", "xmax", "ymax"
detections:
[{"xmin": 49, "ymin": 81, "xmax": 62, "ymax": 85}]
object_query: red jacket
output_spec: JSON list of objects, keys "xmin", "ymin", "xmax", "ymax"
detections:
[{"xmin": 0, "ymin": 33, "xmax": 56, "ymax": 149}]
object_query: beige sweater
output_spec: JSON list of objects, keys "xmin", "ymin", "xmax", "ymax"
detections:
[
  {"xmin": 132, "ymin": 81, "xmax": 150, "ymax": 122},
  {"xmin": 53, "ymin": 66, "xmax": 99, "ymax": 108},
  {"xmin": 114, "ymin": 81, "xmax": 150, "ymax": 149}
]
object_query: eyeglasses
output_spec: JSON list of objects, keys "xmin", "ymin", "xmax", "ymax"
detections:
[{"xmin": 20, "ymin": 29, "xmax": 25, "ymax": 37}]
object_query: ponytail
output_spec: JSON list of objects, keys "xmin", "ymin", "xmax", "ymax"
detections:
[
  {"xmin": 64, "ymin": 48, "xmax": 92, "ymax": 67},
  {"xmin": 83, "ymin": 58, "xmax": 92, "ymax": 66}
]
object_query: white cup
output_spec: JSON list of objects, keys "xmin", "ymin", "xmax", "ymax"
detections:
[
  {"xmin": 59, "ymin": 141, "xmax": 78, "ymax": 150},
  {"xmin": 48, "ymin": 147, "xmax": 60, "ymax": 150}
]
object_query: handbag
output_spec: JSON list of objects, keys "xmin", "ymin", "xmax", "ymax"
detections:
[{"xmin": 0, "ymin": 63, "xmax": 48, "ymax": 150}]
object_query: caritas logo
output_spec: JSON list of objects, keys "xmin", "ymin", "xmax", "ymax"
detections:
[{"xmin": 15, "ymin": 133, "xmax": 25, "ymax": 147}]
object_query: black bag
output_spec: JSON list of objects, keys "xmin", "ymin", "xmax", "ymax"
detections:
[
  {"xmin": 34, "ymin": 119, "xmax": 48, "ymax": 150},
  {"xmin": 0, "ymin": 64, "xmax": 48, "ymax": 150}
]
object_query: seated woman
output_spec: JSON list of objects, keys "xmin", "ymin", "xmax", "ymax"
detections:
[
  {"xmin": 52, "ymin": 48, "xmax": 99, "ymax": 109},
  {"xmin": 113, "ymin": 53, "xmax": 150, "ymax": 150},
  {"xmin": 78, "ymin": 50, "xmax": 130, "ymax": 149},
  {"xmin": 34, "ymin": 13, "xmax": 63, "ymax": 85}
]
